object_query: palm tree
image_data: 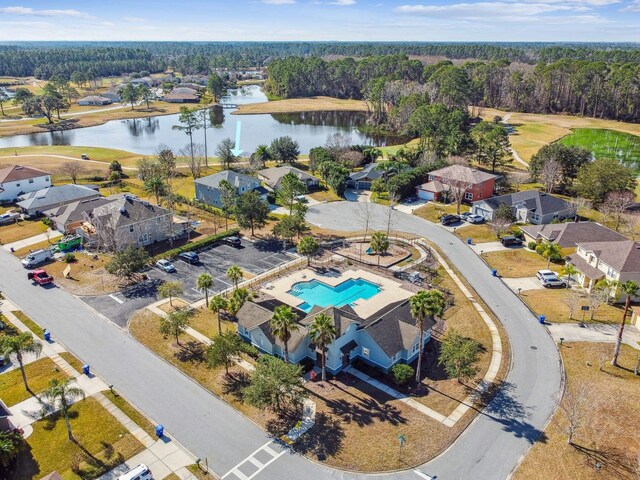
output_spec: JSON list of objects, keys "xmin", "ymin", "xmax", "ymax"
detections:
[
  {"xmin": 143, "ymin": 176, "xmax": 167, "ymax": 205},
  {"xmin": 0, "ymin": 332, "xmax": 43, "ymax": 393},
  {"xmin": 226, "ymin": 265, "xmax": 243, "ymax": 291},
  {"xmin": 370, "ymin": 232, "xmax": 390, "ymax": 267},
  {"xmin": 410, "ymin": 290, "xmax": 446, "ymax": 382},
  {"xmin": 611, "ymin": 280, "xmax": 639, "ymax": 366},
  {"xmin": 196, "ymin": 273, "xmax": 213, "ymax": 309},
  {"xmin": 209, "ymin": 295, "xmax": 228, "ymax": 335},
  {"xmin": 253, "ymin": 144, "xmax": 271, "ymax": 168},
  {"xmin": 538, "ymin": 241, "xmax": 564, "ymax": 268},
  {"xmin": 308, "ymin": 313, "xmax": 337, "ymax": 381},
  {"xmin": 269, "ymin": 305, "xmax": 299, "ymax": 362},
  {"xmin": 596, "ymin": 278, "xmax": 619, "ymax": 305},
  {"xmin": 560, "ymin": 263, "xmax": 579, "ymax": 289},
  {"xmin": 41, "ymin": 377, "xmax": 85, "ymax": 441}
]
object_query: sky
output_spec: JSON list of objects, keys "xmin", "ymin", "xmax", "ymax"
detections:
[{"xmin": 0, "ymin": 0, "xmax": 638, "ymax": 42}]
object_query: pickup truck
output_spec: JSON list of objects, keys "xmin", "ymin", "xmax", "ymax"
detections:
[{"xmin": 28, "ymin": 269, "xmax": 54, "ymax": 285}]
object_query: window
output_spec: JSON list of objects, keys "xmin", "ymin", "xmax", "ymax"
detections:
[
  {"xmin": 15, "ymin": 183, "xmax": 20, "ymax": 187},
  {"xmin": 29, "ymin": 178, "xmax": 34, "ymax": 184},
  {"xmin": 362, "ymin": 347, "xmax": 370, "ymax": 358},
  {"xmin": 129, "ymin": 225, "xmax": 134, "ymax": 233},
  {"xmin": 156, "ymin": 217, "xmax": 162, "ymax": 225},
  {"xmin": 607, "ymin": 267, "xmax": 617, "ymax": 278},
  {"xmin": 464, "ymin": 192, "xmax": 474, "ymax": 201},
  {"xmin": 45, "ymin": 177, "xmax": 50, "ymax": 182}
]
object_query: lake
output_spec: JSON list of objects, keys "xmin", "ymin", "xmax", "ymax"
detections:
[{"xmin": 0, "ymin": 85, "xmax": 404, "ymax": 155}]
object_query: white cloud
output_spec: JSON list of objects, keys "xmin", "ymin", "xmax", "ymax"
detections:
[
  {"xmin": 397, "ymin": 2, "xmax": 584, "ymax": 18},
  {"xmin": 0, "ymin": 6, "xmax": 93, "ymax": 18},
  {"xmin": 621, "ymin": 0, "xmax": 640, "ymax": 10},
  {"xmin": 122, "ymin": 16, "xmax": 147, "ymax": 23},
  {"xmin": 261, "ymin": 0, "xmax": 296, "ymax": 4},
  {"xmin": 328, "ymin": 0, "xmax": 357, "ymax": 5}
]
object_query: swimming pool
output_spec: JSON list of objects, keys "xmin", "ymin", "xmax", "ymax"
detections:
[{"xmin": 288, "ymin": 278, "xmax": 381, "ymax": 312}]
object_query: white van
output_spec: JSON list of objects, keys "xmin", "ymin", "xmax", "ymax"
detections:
[
  {"xmin": 21, "ymin": 249, "xmax": 53, "ymax": 268},
  {"xmin": 117, "ymin": 464, "xmax": 153, "ymax": 480}
]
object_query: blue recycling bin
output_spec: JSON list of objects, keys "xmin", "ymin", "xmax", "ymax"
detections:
[
  {"xmin": 491, "ymin": 269, "xmax": 497, "ymax": 277},
  {"xmin": 155, "ymin": 424, "xmax": 164, "ymax": 438},
  {"xmin": 82, "ymin": 364, "xmax": 90, "ymax": 375},
  {"xmin": 538, "ymin": 315, "xmax": 546, "ymax": 324},
  {"xmin": 466, "ymin": 238, "xmax": 472, "ymax": 245},
  {"xmin": 43, "ymin": 330, "xmax": 51, "ymax": 342}
]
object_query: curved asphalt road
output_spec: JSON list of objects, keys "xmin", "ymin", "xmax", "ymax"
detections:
[{"xmin": 0, "ymin": 201, "xmax": 562, "ymax": 480}]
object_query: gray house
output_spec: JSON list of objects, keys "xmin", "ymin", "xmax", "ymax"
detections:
[
  {"xmin": 194, "ymin": 171, "xmax": 267, "ymax": 208},
  {"xmin": 86, "ymin": 195, "xmax": 174, "ymax": 250},
  {"xmin": 44, "ymin": 197, "xmax": 115, "ymax": 233},
  {"xmin": 471, "ymin": 190, "xmax": 575, "ymax": 224},
  {"xmin": 16, "ymin": 184, "xmax": 100, "ymax": 216},
  {"xmin": 258, "ymin": 166, "xmax": 320, "ymax": 192},
  {"xmin": 237, "ymin": 296, "xmax": 433, "ymax": 375},
  {"xmin": 348, "ymin": 163, "xmax": 384, "ymax": 190}
]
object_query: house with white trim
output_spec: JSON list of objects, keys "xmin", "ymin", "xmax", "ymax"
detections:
[{"xmin": 0, "ymin": 165, "xmax": 51, "ymax": 203}]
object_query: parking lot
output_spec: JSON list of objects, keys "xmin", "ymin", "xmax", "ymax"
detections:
[{"xmin": 82, "ymin": 238, "xmax": 296, "ymax": 327}]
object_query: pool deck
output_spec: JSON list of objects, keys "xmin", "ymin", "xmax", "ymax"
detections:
[{"xmin": 262, "ymin": 268, "xmax": 413, "ymax": 319}]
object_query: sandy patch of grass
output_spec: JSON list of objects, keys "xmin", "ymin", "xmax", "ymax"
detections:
[
  {"xmin": 0, "ymin": 357, "xmax": 68, "ymax": 407},
  {"xmin": 158, "ymin": 299, "xmax": 190, "ymax": 313},
  {"xmin": 9, "ymin": 397, "xmax": 144, "ymax": 480},
  {"xmin": 454, "ymin": 224, "xmax": 498, "ymax": 243},
  {"xmin": 0, "ymin": 146, "xmax": 143, "ymax": 169},
  {"xmin": 413, "ymin": 203, "xmax": 469, "ymax": 223},
  {"xmin": 308, "ymin": 188, "xmax": 342, "ymax": 203},
  {"xmin": 482, "ymin": 249, "xmax": 561, "ymax": 278},
  {"xmin": 0, "ymin": 220, "xmax": 48, "ymax": 244},
  {"xmin": 233, "ymin": 96, "xmax": 368, "ymax": 115},
  {"xmin": 189, "ymin": 307, "xmax": 235, "ymax": 339},
  {"xmin": 520, "ymin": 288, "xmax": 624, "ymax": 325},
  {"xmin": 513, "ymin": 342, "xmax": 640, "ymax": 480},
  {"xmin": 59, "ymin": 352, "xmax": 85, "ymax": 373},
  {"xmin": 42, "ymin": 254, "xmax": 120, "ymax": 296}
]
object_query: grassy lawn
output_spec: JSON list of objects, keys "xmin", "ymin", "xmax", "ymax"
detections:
[
  {"xmin": 59, "ymin": 352, "xmax": 85, "ymax": 373},
  {"xmin": 307, "ymin": 188, "xmax": 342, "ymax": 203},
  {"xmin": 13, "ymin": 239, "xmax": 55, "ymax": 258},
  {"xmin": 482, "ymin": 249, "xmax": 561, "ymax": 278},
  {"xmin": 520, "ymin": 288, "xmax": 624, "ymax": 324},
  {"xmin": 11, "ymin": 310, "xmax": 44, "ymax": 338},
  {"xmin": 454, "ymin": 224, "xmax": 498, "ymax": 243},
  {"xmin": 187, "ymin": 464, "xmax": 217, "ymax": 480},
  {"xmin": 233, "ymin": 96, "xmax": 368, "ymax": 115},
  {"xmin": 558, "ymin": 128, "xmax": 640, "ymax": 170},
  {"xmin": 0, "ymin": 314, "xmax": 20, "ymax": 339},
  {"xmin": 37, "ymin": 254, "xmax": 120, "ymax": 296},
  {"xmin": 0, "ymin": 146, "xmax": 143, "ymax": 168},
  {"xmin": 189, "ymin": 307, "xmax": 235, "ymax": 339},
  {"xmin": 0, "ymin": 357, "xmax": 67, "ymax": 406},
  {"xmin": 0, "ymin": 220, "xmax": 48, "ymax": 245},
  {"xmin": 513, "ymin": 343, "xmax": 640, "ymax": 480},
  {"xmin": 9, "ymin": 397, "xmax": 144, "ymax": 480},
  {"xmin": 103, "ymin": 390, "xmax": 157, "ymax": 438},
  {"xmin": 413, "ymin": 203, "xmax": 470, "ymax": 223}
]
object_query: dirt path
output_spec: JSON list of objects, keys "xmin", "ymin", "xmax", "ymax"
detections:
[
  {"xmin": 502, "ymin": 113, "xmax": 529, "ymax": 168},
  {"xmin": 0, "ymin": 153, "xmax": 137, "ymax": 170}
]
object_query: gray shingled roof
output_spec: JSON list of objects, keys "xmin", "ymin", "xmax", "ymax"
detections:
[
  {"xmin": 576, "ymin": 240, "xmax": 640, "ymax": 273},
  {"xmin": 429, "ymin": 164, "xmax": 499, "ymax": 184},
  {"xmin": 259, "ymin": 166, "xmax": 319, "ymax": 189},
  {"xmin": 17, "ymin": 185, "xmax": 99, "ymax": 211},
  {"xmin": 300, "ymin": 304, "xmax": 362, "ymax": 336},
  {"xmin": 92, "ymin": 196, "xmax": 171, "ymax": 228},
  {"xmin": 362, "ymin": 300, "xmax": 427, "ymax": 357},
  {"xmin": 480, "ymin": 190, "xmax": 571, "ymax": 216},
  {"xmin": 520, "ymin": 222, "xmax": 627, "ymax": 248},
  {"xmin": 44, "ymin": 197, "xmax": 115, "ymax": 228},
  {"xmin": 349, "ymin": 163, "xmax": 384, "ymax": 182},
  {"xmin": 195, "ymin": 170, "xmax": 259, "ymax": 190}
]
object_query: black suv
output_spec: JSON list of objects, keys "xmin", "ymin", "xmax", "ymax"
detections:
[
  {"xmin": 440, "ymin": 214, "xmax": 461, "ymax": 226},
  {"xmin": 178, "ymin": 251, "xmax": 199, "ymax": 264},
  {"xmin": 224, "ymin": 236, "xmax": 242, "ymax": 248},
  {"xmin": 500, "ymin": 235, "xmax": 523, "ymax": 247}
]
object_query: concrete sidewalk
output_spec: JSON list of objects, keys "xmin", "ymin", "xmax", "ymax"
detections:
[
  {"xmin": 548, "ymin": 322, "xmax": 640, "ymax": 350},
  {"xmin": 2, "ymin": 229, "xmax": 62, "ymax": 252}
]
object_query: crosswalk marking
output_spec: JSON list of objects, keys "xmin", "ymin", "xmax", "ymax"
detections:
[{"xmin": 221, "ymin": 441, "xmax": 285, "ymax": 480}]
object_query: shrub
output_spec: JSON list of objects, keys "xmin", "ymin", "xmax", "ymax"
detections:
[
  {"xmin": 527, "ymin": 241, "xmax": 537, "ymax": 250},
  {"xmin": 390, "ymin": 363, "xmax": 414, "ymax": 385},
  {"xmin": 152, "ymin": 228, "xmax": 240, "ymax": 261},
  {"xmin": 41, "ymin": 217, "xmax": 53, "ymax": 228},
  {"xmin": 63, "ymin": 252, "xmax": 76, "ymax": 263}
]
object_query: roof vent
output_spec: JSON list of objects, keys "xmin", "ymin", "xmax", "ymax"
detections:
[{"xmin": 119, "ymin": 207, "xmax": 126, "ymax": 214}]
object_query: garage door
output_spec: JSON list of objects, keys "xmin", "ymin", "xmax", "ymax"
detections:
[
  {"xmin": 473, "ymin": 206, "xmax": 491, "ymax": 219},
  {"xmin": 417, "ymin": 189, "xmax": 434, "ymax": 200}
]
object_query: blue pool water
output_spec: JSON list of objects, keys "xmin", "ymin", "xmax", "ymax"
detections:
[{"xmin": 288, "ymin": 278, "xmax": 381, "ymax": 312}]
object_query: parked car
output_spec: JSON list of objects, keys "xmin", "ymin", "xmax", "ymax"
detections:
[
  {"xmin": 0, "ymin": 210, "xmax": 20, "ymax": 225},
  {"xmin": 460, "ymin": 212, "xmax": 472, "ymax": 221},
  {"xmin": 440, "ymin": 214, "xmax": 461, "ymax": 226},
  {"xmin": 500, "ymin": 235, "xmax": 523, "ymax": 247},
  {"xmin": 178, "ymin": 251, "xmax": 199, "ymax": 264},
  {"xmin": 27, "ymin": 269, "xmax": 53, "ymax": 285},
  {"xmin": 21, "ymin": 249, "xmax": 53, "ymax": 268},
  {"xmin": 81, "ymin": 153, "xmax": 90, "ymax": 160},
  {"xmin": 466, "ymin": 214, "xmax": 485, "ymax": 224},
  {"xmin": 118, "ymin": 464, "xmax": 152, "ymax": 480},
  {"xmin": 536, "ymin": 269, "xmax": 567, "ymax": 288},
  {"xmin": 223, "ymin": 236, "xmax": 242, "ymax": 247},
  {"xmin": 156, "ymin": 259, "xmax": 176, "ymax": 273}
]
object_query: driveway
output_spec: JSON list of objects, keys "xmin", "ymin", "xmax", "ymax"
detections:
[
  {"xmin": 469, "ymin": 241, "xmax": 509, "ymax": 254},
  {"xmin": 81, "ymin": 238, "xmax": 294, "ymax": 327},
  {"xmin": 0, "ymin": 201, "xmax": 563, "ymax": 480},
  {"xmin": 502, "ymin": 277, "xmax": 546, "ymax": 293},
  {"xmin": 547, "ymin": 322, "xmax": 640, "ymax": 350}
]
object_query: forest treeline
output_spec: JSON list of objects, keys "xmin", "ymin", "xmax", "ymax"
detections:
[
  {"xmin": 264, "ymin": 55, "xmax": 640, "ymax": 123},
  {"xmin": 1, "ymin": 42, "xmax": 640, "ymax": 78}
]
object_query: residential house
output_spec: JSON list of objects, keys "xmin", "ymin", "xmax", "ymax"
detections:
[
  {"xmin": 347, "ymin": 163, "xmax": 384, "ymax": 190},
  {"xmin": 77, "ymin": 95, "xmax": 112, "ymax": 106},
  {"xmin": 472, "ymin": 190, "xmax": 575, "ymax": 224},
  {"xmin": 521, "ymin": 222, "xmax": 627, "ymax": 249},
  {"xmin": 567, "ymin": 240, "xmax": 640, "ymax": 297},
  {"xmin": 194, "ymin": 170, "xmax": 267, "ymax": 208},
  {"xmin": 163, "ymin": 87, "xmax": 200, "ymax": 103},
  {"xmin": 130, "ymin": 76, "xmax": 154, "ymax": 87},
  {"xmin": 43, "ymin": 197, "xmax": 115, "ymax": 233},
  {"xmin": 237, "ymin": 297, "xmax": 433, "ymax": 374},
  {"xmin": 0, "ymin": 165, "xmax": 51, "ymax": 203},
  {"xmin": 178, "ymin": 82, "xmax": 206, "ymax": 92},
  {"xmin": 86, "ymin": 195, "xmax": 174, "ymax": 250},
  {"xmin": 0, "ymin": 400, "xmax": 13, "ymax": 432},
  {"xmin": 258, "ymin": 166, "xmax": 320, "ymax": 192},
  {"xmin": 101, "ymin": 88, "xmax": 122, "ymax": 103},
  {"xmin": 416, "ymin": 165, "xmax": 498, "ymax": 202},
  {"xmin": 16, "ymin": 184, "xmax": 100, "ymax": 216}
]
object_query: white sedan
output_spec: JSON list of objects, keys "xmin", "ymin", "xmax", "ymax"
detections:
[{"xmin": 156, "ymin": 259, "xmax": 176, "ymax": 273}]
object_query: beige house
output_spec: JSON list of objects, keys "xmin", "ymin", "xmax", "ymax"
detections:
[
  {"xmin": 85, "ymin": 195, "xmax": 174, "ymax": 251},
  {"xmin": 567, "ymin": 240, "xmax": 640, "ymax": 298}
]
